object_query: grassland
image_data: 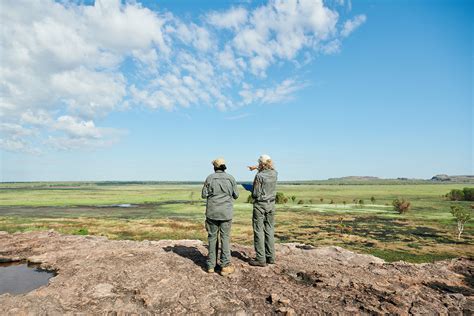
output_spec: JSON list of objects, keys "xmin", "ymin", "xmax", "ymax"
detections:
[{"xmin": 0, "ymin": 182, "xmax": 472, "ymax": 263}]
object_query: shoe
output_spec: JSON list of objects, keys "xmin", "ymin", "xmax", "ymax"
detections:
[
  {"xmin": 249, "ymin": 259, "xmax": 267, "ymax": 267},
  {"xmin": 220, "ymin": 265, "xmax": 235, "ymax": 276},
  {"xmin": 207, "ymin": 268, "xmax": 215, "ymax": 273},
  {"xmin": 266, "ymin": 258, "xmax": 275, "ymax": 264}
]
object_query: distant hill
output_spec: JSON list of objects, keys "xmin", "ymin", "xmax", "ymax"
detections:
[
  {"xmin": 431, "ymin": 174, "xmax": 474, "ymax": 183},
  {"xmin": 327, "ymin": 176, "xmax": 380, "ymax": 181}
]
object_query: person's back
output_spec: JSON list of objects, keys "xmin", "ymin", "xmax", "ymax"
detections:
[
  {"xmin": 203, "ymin": 170, "xmax": 238, "ymax": 221},
  {"xmin": 252, "ymin": 169, "xmax": 278, "ymax": 203},
  {"xmin": 248, "ymin": 154, "xmax": 278, "ymax": 267},
  {"xmin": 201, "ymin": 158, "xmax": 239, "ymax": 275}
]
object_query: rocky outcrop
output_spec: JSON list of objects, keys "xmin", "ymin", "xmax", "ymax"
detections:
[{"xmin": 0, "ymin": 231, "xmax": 472, "ymax": 314}]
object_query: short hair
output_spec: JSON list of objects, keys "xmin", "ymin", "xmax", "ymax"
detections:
[{"xmin": 214, "ymin": 164, "xmax": 227, "ymax": 171}]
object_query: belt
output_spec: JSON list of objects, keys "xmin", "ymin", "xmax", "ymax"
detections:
[{"xmin": 256, "ymin": 199, "xmax": 275, "ymax": 203}]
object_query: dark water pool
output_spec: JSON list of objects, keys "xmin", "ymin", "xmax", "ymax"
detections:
[{"xmin": 0, "ymin": 262, "xmax": 56, "ymax": 295}]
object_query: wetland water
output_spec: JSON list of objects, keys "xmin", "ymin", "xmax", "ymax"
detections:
[{"xmin": 0, "ymin": 262, "xmax": 56, "ymax": 295}]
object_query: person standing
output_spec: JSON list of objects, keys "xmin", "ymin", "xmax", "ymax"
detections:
[
  {"xmin": 202, "ymin": 158, "xmax": 239, "ymax": 275},
  {"xmin": 248, "ymin": 154, "xmax": 278, "ymax": 267}
]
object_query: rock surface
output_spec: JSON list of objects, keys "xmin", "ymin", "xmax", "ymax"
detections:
[{"xmin": 0, "ymin": 231, "xmax": 472, "ymax": 314}]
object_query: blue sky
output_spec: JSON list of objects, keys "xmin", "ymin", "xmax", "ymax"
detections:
[{"xmin": 0, "ymin": 0, "xmax": 472, "ymax": 181}]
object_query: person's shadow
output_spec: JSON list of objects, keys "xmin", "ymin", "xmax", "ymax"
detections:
[
  {"xmin": 163, "ymin": 245, "xmax": 252, "ymax": 271},
  {"xmin": 231, "ymin": 250, "xmax": 251, "ymax": 264},
  {"xmin": 163, "ymin": 245, "xmax": 208, "ymax": 271}
]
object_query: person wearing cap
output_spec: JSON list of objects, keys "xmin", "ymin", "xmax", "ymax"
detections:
[
  {"xmin": 202, "ymin": 158, "xmax": 239, "ymax": 275},
  {"xmin": 248, "ymin": 154, "xmax": 278, "ymax": 267}
]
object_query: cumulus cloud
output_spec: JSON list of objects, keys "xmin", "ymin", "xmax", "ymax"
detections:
[
  {"xmin": 0, "ymin": 0, "xmax": 366, "ymax": 154},
  {"xmin": 223, "ymin": 0, "xmax": 341, "ymax": 75},
  {"xmin": 47, "ymin": 116, "xmax": 126, "ymax": 150}
]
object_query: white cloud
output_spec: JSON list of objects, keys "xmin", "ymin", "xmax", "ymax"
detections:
[
  {"xmin": 1, "ymin": 0, "xmax": 167, "ymax": 153},
  {"xmin": 0, "ymin": 0, "xmax": 366, "ymax": 154},
  {"xmin": 207, "ymin": 7, "xmax": 248, "ymax": 30},
  {"xmin": 51, "ymin": 67, "xmax": 126, "ymax": 118},
  {"xmin": 229, "ymin": 0, "xmax": 340, "ymax": 75},
  {"xmin": 173, "ymin": 22, "xmax": 214, "ymax": 52},
  {"xmin": 0, "ymin": 123, "xmax": 40, "ymax": 154},
  {"xmin": 46, "ymin": 116, "xmax": 125, "ymax": 150},
  {"xmin": 320, "ymin": 39, "xmax": 341, "ymax": 54},
  {"xmin": 239, "ymin": 79, "xmax": 306, "ymax": 105},
  {"xmin": 341, "ymin": 14, "xmax": 366, "ymax": 37}
]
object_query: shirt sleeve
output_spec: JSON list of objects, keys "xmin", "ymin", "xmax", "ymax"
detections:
[
  {"xmin": 252, "ymin": 174, "xmax": 262, "ymax": 200},
  {"xmin": 201, "ymin": 177, "xmax": 210, "ymax": 199},
  {"xmin": 231, "ymin": 178, "xmax": 239, "ymax": 200}
]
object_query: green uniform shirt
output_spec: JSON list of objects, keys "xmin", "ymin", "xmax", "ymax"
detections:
[
  {"xmin": 202, "ymin": 170, "xmax": 239, "ymax": 221},
  {"xmin": 252, "ymin": 169, "xmax": 278, "ymax": 203}
]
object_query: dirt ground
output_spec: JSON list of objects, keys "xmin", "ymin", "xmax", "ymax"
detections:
[{"xmin": 0, "ymin": 231, "xmax": 472, "ymax": 315}]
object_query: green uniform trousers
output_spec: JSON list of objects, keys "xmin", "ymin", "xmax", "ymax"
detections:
[
  {"xmin": 205, "ymin": 218, "xmax": 232, "ymax": 269},
  {"xmin": 252, "ymin": 202, "xmax": 275, "ymax": 263}
]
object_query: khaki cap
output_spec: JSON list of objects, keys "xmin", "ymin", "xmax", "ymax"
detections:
[{"xmin": 212, "ymin": 157, "xmax": 226, "ymax": 168}]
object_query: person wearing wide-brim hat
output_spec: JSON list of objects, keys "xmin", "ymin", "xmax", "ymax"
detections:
[
  {"xmin": 248, "ymin": 154, "xmax": 278, "ymax": 266},
  {"xmin": 202, "ymin": 158, "xmax": 239, "ymax": 275}
]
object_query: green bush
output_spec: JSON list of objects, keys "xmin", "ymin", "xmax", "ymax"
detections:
[
  {"xmin": 76, "ymin": 228, "xmax": 89, "ymax": 235},
  {"xmin": 447, "ymin": 189, "xmax": 465, "ymax": 201},
  {"xmin": 393, "ymin": 198, "xmax": 411, "ymax": 214},
  {"xmin": 276, "ymin": 192, "xmax": 287, "ymax": 204},
  {"xmin": 291, "ymin": 195, "xmax": 296, "ymax": 203},
  {"xmin": 463, "ymin": 188, "xmax": 474, "ymax": 201},
  {"xmin": 297, "ymin": 199, "xmax": 304, "ymax": 204},
  {"xmin": 370, "ymin": 196, "xmax": 376, "ymax": 204}
]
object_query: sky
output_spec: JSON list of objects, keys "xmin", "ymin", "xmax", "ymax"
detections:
[{"xmin": 0, "ymin": 0, "xmax": 472, "ymax": 182}]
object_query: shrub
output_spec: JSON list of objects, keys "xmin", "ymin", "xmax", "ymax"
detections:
[
  {"xmin": 276, "ymin": 192, "xmax": 287, "ymax": 204},
  {"xmin": 342, "ymin": 201, "xmax": 347, "ymax": 205},
  {"xmin": 247, "ymin": 194, "xmax": 254, "ymax": 203},
  {"xmin": 330, "ymin": 199, "xmax": 334, "ymax": 204},
  {"xmin": 320, "ymin": 198, "xmax": 324, "ymax": 202},
  {"xmin": 447, "ymin": 189, "xmax": 465, "ymax": 201},
  {"xmin": 450, "ymin": 205, "xmax": 472, "ymax": 240},
  {"xmin": 309, "ymin": 199, "xmax": 315, "ymax": 204},
  {"xmin": 337, "ymin": 216, "xmax": 353, "ymax": 234},
  {"xmin": 297, "ymin": 199, "xmax": 304, "ymax": 204},
  {"xmin": 291, "ymin": 195, "xmax": 296, "ymax": 203},
  {"xmin": 463, "ymin": 188, "xmax": 474, "ymax": 201},
  {"xmin": 76, "ymin": 228, "xmax": 89, "ymax": 235},
  {"xmin": 370, "ymin": 196, "xmax": 376, "ymax": 204},
  {"xmin": 359, "ymin": 199, "xmax": 364, "ymax": 205},
  {"xmin": 393, "ymin": 198, "xmax": 411, "ymax": 214}
]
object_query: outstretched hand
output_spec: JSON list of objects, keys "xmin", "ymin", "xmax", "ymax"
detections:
[{"xmin": 247, "ymin": 165, "xmax": 258, "ymax": 171}]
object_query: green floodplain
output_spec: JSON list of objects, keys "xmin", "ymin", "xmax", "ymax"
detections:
[{"xmin": 0, "ymin": 181, "xmax": 473, "ymax": 263}]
